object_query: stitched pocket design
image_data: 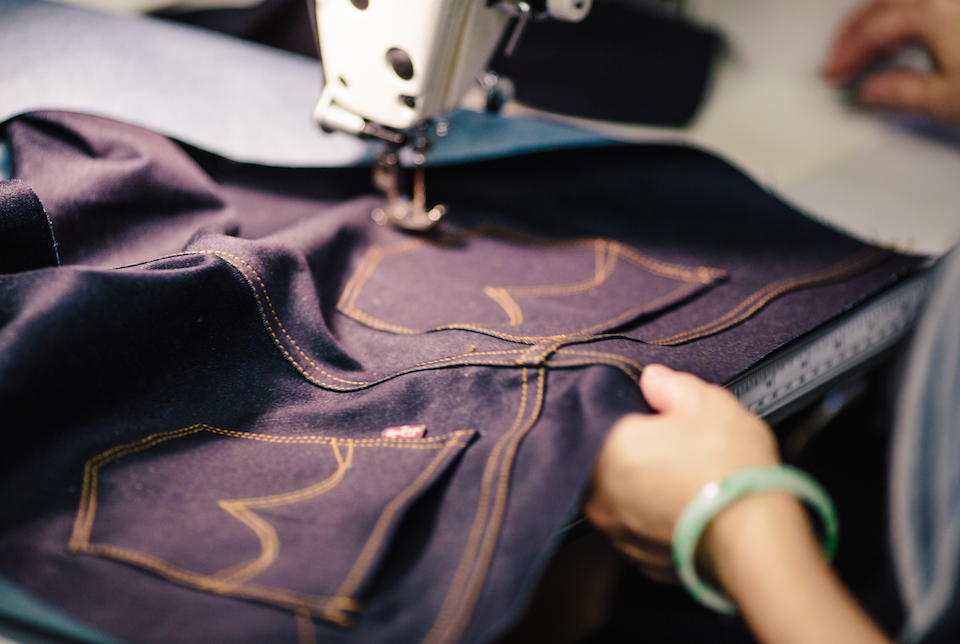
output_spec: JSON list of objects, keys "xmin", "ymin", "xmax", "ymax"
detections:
[
  {"xmin": 338, "ymin": 227, "xmax": 724, "ymax": 342},
  {"xmin": 68, "ymin": 424, "xmax": 476, "ymax": 628}
]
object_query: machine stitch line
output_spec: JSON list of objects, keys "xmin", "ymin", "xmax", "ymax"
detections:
[
  {"xmin": 438, "ymin": 367, "xmax": 547, "ymax": 644},
  {"xmin": 342, "ymin": 274, "xmax": 705, "ymax": 342},
  {"xmin": 517, "ymin": 341, "xmax": 564, "ymax": 365},
  {"xmin": 478, "ymin": 241, "xmax": 617, "ymax": 326},
  {"xmin": 396, "ymin": 356, "xmax": 642, "ymax": 383},
  {"xmin": 201, "ymin": 251, "xmax": 373, "ymax": 386},
  {"xmin": 423, "ymin": 368, "xmax": 532, "ymax": 643},
  {"xmin": 339, "ymin": 239, "xmax": 425, "ymax": 322},
  {"xmin": 79, "ymin": 542, "xmax": 345, "ymax": 613},
  {"xmin": 73, "ymin": 428, "xmax": 202, "ymax": 544},
  {"xmin": 337, "ymin": 239, "xmax": 421, "ymax": 310},
  {"xmin": 423, "ymin": 367, "xmax": 547, "ymax": 644},
  {"xmin": 113, "ymin": 245, "xmax": 886, "ymax": 394},
  {"xmin": 439, "ymin": 224, "xmax": 722, "ymax": 283},
  {"xmin": 208, "ymin": 442, "xmax": 352, "ymax": 586},
  {"xmin": 544, "ymin": 358, "xmax": 641, "ymax": 383},
  {"xmin": 338, "ymin": 233, "xmax": 888, "ymax": 348},
  {"xmin": 70, "ymin": 424, "xmax": 474, "ymax": 620},
  {"xmin": 648, "ymin": 248, "xmax": 891, "ymax": 345},
  {"xmin": 200, "ymin": 249, "xmax": 511, "ymax": 391},
  {"xmin": 322, "ymin": 435, "xmax": 473, "ymax": 627},
  {"xmin": 192, "ymin": 251, "xmax": 540, "ymax": 389},
  {"xmin": 496, "ymin": 240, "xmax": 616, "ymax": 297},
  {"xmin": 444, "ymin": 281, "xmax": 706, "ymax": 342},
  {"xmin": 295, "ymin": 608, "xmax": 317, "ymax": 644},
  {"xmin": 482, "ymin": 287, "xmax": 523, "ymax": 326},
  {"xmin": 412, "ymin": 348, "xmax": 528, "ymax": 368},
  {"xmin": 337, "ymin": 230, "xmax": 721, "ymax": 341},
  {"xmin": 70, "ymin": 425, "xmax": 352, "ymax": 614},
  {"xmin": 93, "ymin": 540, "xmax": 384, "ymax": 617},
  {"xmin": 190, "ymin": 250, "xmax": 648, "ymax": 389},
  {"xmin": 554, "ymin": 348, "xmax": 645, "ymax": 373},
  {"xmin": 410, "ymin": 351, "xmax": 642, "ymax": 381},
  {"xmin": 124, "ymin": 252, "xmax": 644, "ymax": 391},
  {"xmin": 134, "ymin": 249, "xmax": 373, "ymax": 391}
]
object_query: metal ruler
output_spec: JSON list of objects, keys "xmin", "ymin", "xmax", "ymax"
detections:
[{"xmin": 726, "ymin": 271, "xmax": 932, "ymax": 420}]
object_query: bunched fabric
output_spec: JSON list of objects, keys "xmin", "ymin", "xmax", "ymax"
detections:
[{"xmin": 0, "ymin": 112, "xmax": 925, "ymax": 644}]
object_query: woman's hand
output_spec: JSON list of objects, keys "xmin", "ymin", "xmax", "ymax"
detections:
[
  {"xmin": 584, "ymin": 365, "xmax": 891, "ymax": 644},
  {"xmin": 583, "ymin": 364, "xmax": 780, "ymax": 582},
  {"xmin": 823, "ymin": 0, "xmax": 960, "ymax": 122}
]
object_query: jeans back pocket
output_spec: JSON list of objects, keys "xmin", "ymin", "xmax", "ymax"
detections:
[
  {"xmin": 338, "ymin": 227, "xmax": 724, "ymax": 342},
  {"xmin": 68, "ymin": 424, "xmax": 476, "ymax": 627}
]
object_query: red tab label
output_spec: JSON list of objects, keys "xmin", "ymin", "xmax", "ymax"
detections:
[{"xmin": 381, "ymin": 424, "xmax": 427, "ymax": 439}]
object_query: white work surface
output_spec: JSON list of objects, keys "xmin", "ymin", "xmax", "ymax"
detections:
[
  {"xmin": 3, "ymin": 0, "xmax": 960, "ymax": 255},
  {"xmin": 503, "ymin": 0, "xmax": 960, "ymax": 255}
]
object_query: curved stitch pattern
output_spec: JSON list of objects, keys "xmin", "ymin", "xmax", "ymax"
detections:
[
  {"xmin": 70, "ymin": 424, "xmax": 475, "ymax": 621},
  {"xmin": 337, "ymin": 228, "xmax": 722, "ymax": 342}
]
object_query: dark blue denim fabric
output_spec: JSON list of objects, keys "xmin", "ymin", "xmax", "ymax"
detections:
[
  {"xmin": 0, "ymin": 177, "xmax": 58, "ymax": 273},
  {"xmin": 0, "ymin": 112, "xmax": 925, "ymax": 644}
]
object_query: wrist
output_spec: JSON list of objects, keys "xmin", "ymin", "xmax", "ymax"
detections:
[
  {"xmin": 699, "ymin": 492, "xmax": 890, "ymax": 644},
  {"xmin": 672, "ymin": 465, "xmax": 837, "ymax": 613},
  {"xmin": 700, "ymin": 492, "xmax": 817, "ymax": 598}
]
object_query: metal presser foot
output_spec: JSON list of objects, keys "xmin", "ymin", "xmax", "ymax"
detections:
[{"xmin": 370, "ymin": 142, "xmax": 446, "ymax": 233}]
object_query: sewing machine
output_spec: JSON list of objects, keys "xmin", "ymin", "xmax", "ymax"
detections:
[{"xmin": 311, "ymin": 0, "xmax": 592, "ymax": 230}]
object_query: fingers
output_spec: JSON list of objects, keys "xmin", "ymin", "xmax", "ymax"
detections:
[
  {"xmin": 640, "ymin": 363, "xmax": 736, "ymax": 416},
  {"xmin": 824, "ymin": 1, "xmax": 926, "ymax": 82},
  {"xmin": 582, "ymin": 492, "xmax": 617, "ymax": 533},
  {"xmin": 609, "ymin": 534, "xmax": 679, "ymax": 584},
  {"xmin": 825, "ymin": 0, "xmax": 894, "ymax": 78},
  {"xmin": 611, "ymin": 536, "xmax": 673, "ymax": 569},
  {"xmin": 639, "ymin": 364, "xmax": 707, "ymax": 414},
  {"xmin": 588, "ymin": 365, "xmax": 781, "ymax": 585},
  {"xmin": 637, "ymin": 563, "xmax": 679, "ymax": 585},
  {"xmin": 860, "ymin": 69, "xmax": 960, "ymax": 119}
]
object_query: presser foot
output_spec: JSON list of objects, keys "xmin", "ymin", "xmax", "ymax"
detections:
[
  {"xmin": 372, "ymin": 199, "xmax": 446, "ymax": 231},
  {"xmin": 371, "ymin": 149, "xmax": 446, "ymax": 232}
]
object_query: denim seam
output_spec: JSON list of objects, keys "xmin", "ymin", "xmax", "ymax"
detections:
[
  {"xmin": 424, "ymin": 367, "xmax": 547, "ymax": 644},
  {"xmin": 129, "ymin": 252, "xmax": 644, "ymax": 389},
  {"xmin": 194, "ymin": 250, "xmax": 648, "ymax": 389},
  {"xmin": 322, "ymin": 436, "xmax": 473, "ymax": 627},
  {"xmin": 647, "ymin": 247, "xmax": 892, "ymax": 345}
]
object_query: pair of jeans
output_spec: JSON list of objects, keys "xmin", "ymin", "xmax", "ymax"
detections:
[{"xmin": 0, "ymin": 111, "xmax": 925, "ymax": 644}]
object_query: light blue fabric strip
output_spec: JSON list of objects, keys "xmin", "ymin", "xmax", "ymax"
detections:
[
  {"xmin": 0, "ymin": 142, "xmax": 10, "ymax": 181},
  {"xmin": 0, "ymin": 0, "xmax": 610, "ymax": 168},
  {"xmin": 428, "ymin": 109, "xmax": 613, "ymax": 166},
  {"xmin": 0, "ymin": 576, "xmax": 124, "ymax": 644}
]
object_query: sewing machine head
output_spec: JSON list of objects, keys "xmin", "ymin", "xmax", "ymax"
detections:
[{"xmin": 312, "ymin": 0, "xmax": 592, "ymax": 230}]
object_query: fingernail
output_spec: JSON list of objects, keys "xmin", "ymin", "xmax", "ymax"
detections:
[{"xmin": 642, "ymin": 364, "xmax": 670, "ymax": 379}]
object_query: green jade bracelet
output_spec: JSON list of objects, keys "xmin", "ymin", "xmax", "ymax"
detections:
[{"xmin": 671, "ymin": 464, "xmax": 839, "ymax": 614}]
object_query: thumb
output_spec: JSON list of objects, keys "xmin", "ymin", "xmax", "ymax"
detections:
[
  {"xmin": 860, "ymin": 70, "xmax": 960, "ymax": 121},
  {"xmin": 639, "ymin": 364, "xmax": 709, "ymax": 414}
]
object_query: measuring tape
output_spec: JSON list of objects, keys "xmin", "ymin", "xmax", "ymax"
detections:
[{"xmin": 726, "ymin": 271, "xmax": 932, "ymax": 419}]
